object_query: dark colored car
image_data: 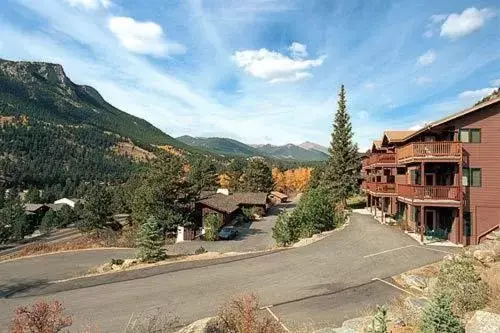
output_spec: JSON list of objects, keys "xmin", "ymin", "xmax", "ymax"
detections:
[{"xmin": 218, "ymin": 226, "xmax": 238, "ymax": 240}]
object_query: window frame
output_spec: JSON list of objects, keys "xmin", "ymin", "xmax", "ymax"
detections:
[
  {"xmin": 463, "ymin": 167, "xmax": 482, "ymax": 187},
  {"xmin": 459, "ymin": 128, "xmax": 481, "ymax": 143}
]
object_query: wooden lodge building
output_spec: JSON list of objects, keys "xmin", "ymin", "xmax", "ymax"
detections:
[{"xmin": 362, "ymin": 96, "xmax": 500, "ymax": 245}]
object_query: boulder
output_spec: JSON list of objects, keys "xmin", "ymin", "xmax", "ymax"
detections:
[
  {"xmin": 401, "ymin": 274, "xmax": 427, "ymax": 290},
  {"xmin": 465, "ymin": 310, "xmax": 500, "ymax": 333},
  {"xmin": 493, "ymin": 242, "xmax": 500, "ymax": 261},
  {"xmin": 122, "ymin": 259, "xmax": 138, "ymax": 269},
  {"xmin": 473, "ymin": 249, "xmax": 495, "ymax": 264},
  {"xmin": 175, "ymin": 317, "xmax": 216, "ymax": 333},
  {"xmin": 313, "ymin": 316, "xmax": 371, "ymax": 333}
]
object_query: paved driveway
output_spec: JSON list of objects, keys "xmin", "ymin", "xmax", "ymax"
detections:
[
  {"xmin": 167, "ymin": 202, "xmax": 296, "ymax": 255},
  {"xmin": 0, "ymin": 212, "xmax": 457, "ymax": 332}
]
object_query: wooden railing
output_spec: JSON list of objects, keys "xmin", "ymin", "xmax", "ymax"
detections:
[
  {"xmin": 363, "ymin": 153, "xmax": 396, "ymax": 167},
  {"xmin": 366, "ymin": 182, "xmax": 396, "ymax": 194},
  {"xmin": 396, "ymin": 141, "xmax": 461, "ymax": 162},
  {"xmin": 397, "ymin": 184, "xmax": 461, "ymax": 201}
]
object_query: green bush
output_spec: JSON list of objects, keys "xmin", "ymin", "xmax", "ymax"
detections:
[
  {"xmin": 420, "ymin": 293, "xmax": 464, "ymax": 333},
  {"xmin": 272, "ymin": 187, "xmax": 344, "ymax": 246},
  {"xmin": 195, "ymin": 246, "xmax": 207, "ymax": 254},
  {"xmin": 40, "ymin": 210, "xmax": 62, "ymax": 235},
  {"xmin": 272, "ymin": 212, "xmax": 299, "ymax": 246},
  {"xmin": 436, "ymin": 255, "xmax": 488, "ymax": 315},
  {"xmin": 204, "ymin": 213, "xmax": 222, "ymax": 241},
  {"xmin": 111, "ymin": 258, "xmax": 124, "ymax": 265},
  {"xmin": 367, "ymin": 305, "xmax": 388, "ymax": 333},
  {"xmin": 136, "ymin": 216, "xmax": 167, "ymax": 263},
  {"xmin": 242, "ymin": 207, "xmax": 254, "ymax": 220}
]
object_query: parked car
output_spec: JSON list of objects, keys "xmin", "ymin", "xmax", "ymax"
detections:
[{"xmin": 218, "ymin": 226, "xmax": 238, "ymax": 240}]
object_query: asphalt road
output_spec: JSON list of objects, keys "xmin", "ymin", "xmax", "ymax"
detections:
[{"xmin": 0, "ymin": 212, "xmax": 456, "ymax": 332}]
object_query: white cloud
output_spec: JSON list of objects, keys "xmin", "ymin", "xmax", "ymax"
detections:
[
  {"xmin": 491, "ymin": 79, "xmax": 500, "ymax": 87},
  {"xmin": 288, "ymin": 42, "xmax": 308, "ymax": 59},
  {"xmin": 409, "ymin": 123, "xmax": 425, "ymax": 131},
  {"xmin": 108, "ymin": 16, "xmax": 186, "ymax": 57},
  {"xmin": 423, "ymin": 30, "xmax": 433, "ymax": 38},
  {"xmin": 458, "ymin": 87, "xmax": 495, "ymax": 101},
  {"xmin": 63, "ymin": 0, "xmax": 111, "ymax": 10},
  {"xmin": 430, "ymin": 14, "xmax": 448, "ymax": 23},
  {"xmin": 440, "ymin": 7, "xmax": 495, "ymax": 40},
  {"xmin": 415, "ymin": 76, "xmax": 432, "ymax": 85},
  {"xmin": 268, "ymin": 72, "xmax": 312, "ymax": 84},
  {"xmin": 233, "ymin": 46, "xmax": 326, "ymax": 83},
  {"xmin": 417, "ymin": 49, "xmax": 436, "ymax": 66}
]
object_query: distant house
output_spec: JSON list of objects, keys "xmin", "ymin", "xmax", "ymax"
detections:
[
  {"xmin": 54, "ymin": 198, "xmax": 83, "ymax": 208},
  {"xmin": 269, "ymin": 191, "xmax": 288, "ymax": 204},
  {"xmin": 24, "ymin": 203, "xmax": 50, "ymax": 215},
  {"xmin": 195, "ymin": 190, "xmax": 269, "ymax": 228}
]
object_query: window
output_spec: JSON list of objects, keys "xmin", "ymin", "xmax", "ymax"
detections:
[
  {"xmin": 463, "ymin": 168, "xmax": 481, "ymax": 187},
  {"xmin": 459, "ymin": 128, "xmax": 481, "ymax": 143},
  {"xmin": 464, "ymin": 212, "xmax": 472, "ymax": 237}
]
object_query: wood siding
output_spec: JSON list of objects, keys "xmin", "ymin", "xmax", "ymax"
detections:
[{"xmin": 444, "ymin": 102, "xmax": 500, "ymax": 243}]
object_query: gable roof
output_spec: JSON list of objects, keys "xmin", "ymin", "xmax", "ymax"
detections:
[
  {"xmin": 197, "ymin": 192, "xmax": 268, "ymax": 214},
  {"xmin": 383, "ymin": 130, "xmax": 415, "ymax": 143},
  {"xmin": 404, "ymin": 96, "xmax": 500, "ymax": 142},
  {"xmin": 198, "ymin": 193, "xmax": 240, "ymax": 214},
  {"xmin": 372, "ymin": 140, "xmax": 383, "ymax": 150},
  {"xmin": 270, "ymin": 191, "xmax": 288, "ymax": 199},
  {"xmin": 24, "ymin": 203, "xmax": 47, "ymax": 212}
]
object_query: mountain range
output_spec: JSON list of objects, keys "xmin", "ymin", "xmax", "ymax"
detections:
[{"xmin": 177, "ymin": 136, "xmax": 329, "ymax": 161}]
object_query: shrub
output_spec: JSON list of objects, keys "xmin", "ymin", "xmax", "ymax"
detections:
[
  {"xmin": 272, "ymin": 212, "xmax": 299, "ymax": 246},
  {"xmin": 435, "ymin": 255, "xmax": 488, "ymax": 315},
  {"xmin": 204, "ymin": 213, "xmax": 222, "ymax": 241},
  {"xmin": 251, "ymin": 206, "xmax": 265, "ymax": 217},
  {"xmin": 195, "ymin": 246, "xmax": 207, "ymax": 254},
  {"xmin": 136, "ymin": 216, "xmax": 167, "ymax": 263},
  {"xmin": 217, "ymin": 293, "xmax": 284, "ymax": 333},
  {"xmin": 420, "ymin": 293, "xmax": 464, "ymax": 333},
  {"xmin": 10, "ymin": 299, "xmax": 72, "ymax": 333},
  {"xmin": 367, "ymin": 305, "xmax": 388, "ymax": 333},
  {"xmin": 111, "ymin": 258, "xmax": 124, "ymax": 265},
  {"xmin": 242, "ymin": 207, "xmax": 254, "ymax": 221},
  {"xmin": 40, "ymin": 210, "xmax": 61, "ymax": 235}
]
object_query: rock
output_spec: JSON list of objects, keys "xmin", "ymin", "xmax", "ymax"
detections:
[
  {"xmin": 97, "ymin": 262, "xmax": 113, "ymax": 273},
  {"xmin": 111, "ymin": 264, "xmax": 122, "ymax": 270},
  {"xmin": 175, "ymin": 317, "xmax": 216, "ymax": 333},
  {"xmin": 405, "ymin": 297, "xmax": 427, "ymax": 310},
  {"xmin": 493, "ymin": 242, "xmax": 500, "ymax": 261},
  {"xmin": 313, "ymin": 316, "xmax": 371, "ymax": 333},
  {"xmin": 401, "ymin": 274, "xmax": 427, "ymax": 290},
  {"xmin": 473, "ymin": 249, "xmax": 495, "ymax": 264},
  {"xmin": 465, "ymin": 310, "xmax": 500, "ymax": 333},
  {"xmin": 122, "ymin": 259, "xmax": 137, "ymax": 269}
]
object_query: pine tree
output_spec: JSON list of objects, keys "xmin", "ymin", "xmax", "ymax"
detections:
[
  {"xmin": 136, "ymin": 216, "xmax": 167, "ymax": 263},
  {"xmin": 241, "ymin": 158, "xmax": 274, "ymax": 192},
  {"xmin": 420, "ymin": 294, "xmax": 464, "ymax": 333},
  {"xmin": 323, "ymin": 85, "xmax": 361, "ymax": 207}
]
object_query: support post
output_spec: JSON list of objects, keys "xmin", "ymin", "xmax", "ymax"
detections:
[
  {"xmin": 420, "ymin": 206, "xmax": 425, "ymax": 243},
  {"xmin": 381, "ymin": 198, "xmax": 385, "ymax": 224},
  {"xmin": 458, "ymin": 152, "xmax": 464, "ymax": 244}
]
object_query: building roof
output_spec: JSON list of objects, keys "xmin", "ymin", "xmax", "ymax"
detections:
[
  {"xmin": 383, "ymin": 130, "xmax": 415, "ymax": 143},
  {"xmin": 46, "ymin": 203, "xmax": 65, "ymax": 211},
  {"xmin": 270, "ymin": 191, "xmax": 288, "ymax": 199},
  {"xmin": 24, "ymin": 203, "xmax": 47, "ymax": 212},
  {"xmin": 404, "ymin": 96, "xmax": 500, "ymax": 142},
  {"xmin": 198, "ymin": 193, "xmax": 240, "ymax": 214},
  {"xmin": 197, "ymin": 192, "xmax": 268, "ymax": 214},
  {"xmin": 372, "ymin": 140, "xmax": 383, "ymax": 150}
]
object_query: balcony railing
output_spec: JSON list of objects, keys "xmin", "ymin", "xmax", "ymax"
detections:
[
  {"xmin": 363, "ymin": 153, "xmax": 396, "ymax": 168},
  {"xmin": 365, "ymin": 182, "xmax": 396, "ymax": 194},
  {"xmin": 397, "ymin": 184, "xmax": 461, "ymax": 201},
  {"xmin": 396, "ymin": 141, "xmax": 462, "ymax": 163}
]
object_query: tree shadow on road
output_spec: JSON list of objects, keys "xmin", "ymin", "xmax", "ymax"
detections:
[{"xmin": 0, "ymin": 279, "xmax": 48, "ymax": 298}]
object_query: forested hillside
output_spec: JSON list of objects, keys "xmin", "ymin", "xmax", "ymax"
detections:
[{"xmin": 0, "ymin": 59, "xmax": 189, "ymax": 196}]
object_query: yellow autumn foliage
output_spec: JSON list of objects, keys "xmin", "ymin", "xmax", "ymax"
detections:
[{"xmin": 272, "ymin": 167, "xmax": 312, "ymax": 194}]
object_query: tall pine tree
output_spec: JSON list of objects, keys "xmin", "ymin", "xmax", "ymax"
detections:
[{"xmin": 323, "ymin": 85, "xmax": 361, "ymax": 207}]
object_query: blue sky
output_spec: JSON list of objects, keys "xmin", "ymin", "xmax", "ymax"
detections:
[{"xmin": 0, "ymin": 0, "xmax": 499, "ymax": 150}]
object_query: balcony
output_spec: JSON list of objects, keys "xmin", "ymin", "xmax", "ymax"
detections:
[
  {"xmin": 396, "ymin": 141, "xmax": 462, "ymax": 164},
  {"xmin": 363, "ymin": 153, "xmax": 396, "ymax": 168},
  {"xmin": 364, "ymin": 182, "xmax": 397, "ymax": 196},
  {"xmin": 397, "ymin": 184, "xmax": 461, "ymax": 203}
]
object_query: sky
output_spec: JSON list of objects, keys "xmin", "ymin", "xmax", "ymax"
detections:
[{"xmin": 0, "ymin": 0, "xmax": 499, "ymax": 151}]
